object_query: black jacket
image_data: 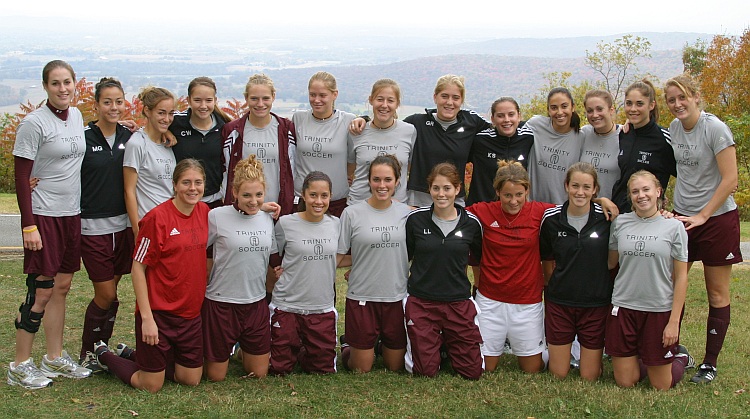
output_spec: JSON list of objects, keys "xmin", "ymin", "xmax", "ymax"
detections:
[
  {"xmin": 539, "ymin": 202, "xmax": 612, "ymax": 307},
  {"xmin": 406, "ymin": 204, "xmax": 483, "ymax": 302},
  {"xmin": 170, "ymin": 109, "xmax": 226, "ymax": 198},
  {"xmin": 81, "ymin": 122, "xmax": 132, "ymax": 219},
  {"xmin": 611, "ymin": 119, "xmax": 676, "ymax": 213},
  {"xmin": 466, "ymin": 121, "xmax": 534, "ymax": 205}
]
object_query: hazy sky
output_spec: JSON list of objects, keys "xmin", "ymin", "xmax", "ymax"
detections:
[{"xmin": 6, "ymin": 0, "xmax": 748, "ymax": 38}]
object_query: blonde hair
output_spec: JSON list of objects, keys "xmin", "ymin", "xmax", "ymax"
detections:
[
  {"xmin": 433, "ymin": 74, "xmax": 465, "ymax": 101},
  {"xmin": 138, "ymin": 86, "xmax": 175, "ymax": 117},
  {"xmin": 244, "ymin": 73, "xmax": 276, "ymax": 98},
  {"xmin": 493, "ymin": 160, "xmax": 530, "ymax": 192},
  {"xmin": 664, "ymin": 73, "xmax": 700, "ymax": 100},
  {"xmin": 369, "ymin": 78, "xmax": 401, "ymax": 119},
  {"xmin": 626, "ymin": 170, "xmax": 662, "ymax": 211},
  {"xmin": 232, "ymin": 155, "xmax": 266, "ymax": 193},
  {"xmin": 308, "ymin": 71, "xmax": 337, "ymax": 93}
]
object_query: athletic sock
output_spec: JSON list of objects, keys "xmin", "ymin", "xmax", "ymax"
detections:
[
  {"xmin": 98, "ymin": 351, "xmax": 137, "ymax": 386},
  {"xmin": 637, "ymin": 359, "xmax": 648, "ymax": 382},
  {"xmin": 704, "ymin": 305, "xmax": 730, "ymax": 367},
  {"xmin": 101, "ymin": 300, "xmax": 120, "ymax": 344},
  {"xmin": 81, "ymin": 300, "xmax": 109, "ymax": 359},
  {"xmin": 671, "ymin": 355, "xmax": 688, "ymax": 388},
  {"xmin": 341, "ymin": 346, "xmax": 351, "ymax": 371}
]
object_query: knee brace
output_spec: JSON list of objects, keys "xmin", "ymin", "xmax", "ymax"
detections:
[{"xmin": 14, "ymin": 274, "xmax": 53, "ymax": 333}]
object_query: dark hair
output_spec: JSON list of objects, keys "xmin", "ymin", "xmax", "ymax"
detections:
[
  {"xmin": 298, "ymin": 171, "xmax": 332, "ymax": 212},
  {"xmin": 427, "ymin": 162, "xmax": 461, "ymax": 188},
  {"xmin": 547, "ymin": 87, "xmax": 581, "ymax": 133},
  {"xmin": 94, "ymin": 77, "xmax": 124, "ymax": 102},
  {"xmin": 368, "ymin": 154, "xmax": 402, "ymax": 183},
  {"xmin": 188, "ymin": 76, "xmax": 231, "ymax": 123},
  {"xmin": 42, "ymin": 60, "xmax": 75, "ymax": 85},
  {"xmin": 625, "ymin": 79, "xmax": 659, "ymax": 123},
  {"xmin": 490, "ymin": 96, "xmax": 520, "ymax": 115}
]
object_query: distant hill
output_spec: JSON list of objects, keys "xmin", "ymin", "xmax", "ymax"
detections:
[
  {"xmin": 263, "ymin": 49, "xmax": 685, "ymax": 113},
  {"xmin": 0, "ymin": 31, "xmax": 707, "ymax": 115}
]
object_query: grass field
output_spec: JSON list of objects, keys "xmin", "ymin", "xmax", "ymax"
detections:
[{"xmin": 0, "ymin": 259, "xmax": 747, "ymax": 418}]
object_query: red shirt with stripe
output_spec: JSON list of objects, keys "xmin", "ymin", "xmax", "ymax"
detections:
[
  {"xmin": 467, "ymin": 200, "xmax": 554, "ymax": 304},
  {"xmin": 133, "ymin": 199, "xmax": 209, "ymax": 319}
]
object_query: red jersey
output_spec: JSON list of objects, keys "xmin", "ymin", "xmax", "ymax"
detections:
[
  {"xmin": 133, "ymin": 199, "xmax": 209, "ymax": 319},
  {"xmin": 466, "ymin": 200, "xmax": 553, "ymax": 304}
]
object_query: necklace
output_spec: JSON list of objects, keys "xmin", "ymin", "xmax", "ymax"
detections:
[
  {"xmin": 371, "ymin": 119, "xmax": 395, "ymax": 130},
  {"xmin": 499, "ymin": 207, "xmax": 521, "ymax": 226},
  {"xmin": 312, "ymin": 111, "xmax": 334, "ymax": 121},
  {"xmin": 595, "ymin": 122, "xmax": 615, "ymax": 136},
  {"xmin": 637, "ymin": 208, "xmax": 660, "ymax": 220}
]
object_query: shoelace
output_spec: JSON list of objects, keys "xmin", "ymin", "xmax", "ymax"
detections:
[{"xmin": 18, "ymin": 362, "xmax": 46, "ymax": 378}]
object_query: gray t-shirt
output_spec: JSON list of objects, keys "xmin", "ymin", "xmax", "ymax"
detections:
[
  {"xmin": 580, "ymin": 124, "xmax": 621, "ymax": 200},
  {"xmin": 206, "ymin": 205, "xmax": 277, "ymax": 304},
  {"xmin": 566, "ymin": 212, "xmax": 588, "ymax": 232},
  {"xmin": 432, "ymin": 213, "xmax": 460, "ymax": 237},
  {"xmin": 337, "ymin": 201, "xmax": 411, "ymax": 302},
  {"xmin": 292, "ymin": 110, "xmax": 356, "ymax": 201},
  {"xmin": 609, "ymin": 212, "xmax": 688, "ymax": 312},
  {"xmin": 273, "ymin": 213, "xmax": 340, "ymax": 311},
  {"xmin": 13, "ymin": 106, "xmax": 85, "ymax": 216},
  {"xmin": 347, "ymin": 120, "xmax": 416, "ymax": 205},
  {"xmin": 526, "ymin": 115, "xmax": 584, "ymax": 204},
  {"xmin": 123, "ymin": 129, "xmax": 176, "ymax": 219},
  {"xmin": 670, "ymin": 112, "xmax": 736, "ymax": 216},
  {"xmin": 81, "ymin": 215, "xmax": 128, "ymax": 236},
  {"xmin": 242, "ymin": 118, "xmax": 281, "ymax": 203}
]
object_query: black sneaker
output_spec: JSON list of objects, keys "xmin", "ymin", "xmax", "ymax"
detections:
[
  {"xmin": 115, "ymin": 343, "xmax": 135, "ymax": 359},
  {"xmin": 676, "ymin": 345, "xmax": 695, "ymax": 369},
  {"xmin": 690, "ymin": 363, "xmax": 717, "ymax": 384},
  {"xmin": 80, "ymin": 351, "xmax": 107, "ymax": 374}
]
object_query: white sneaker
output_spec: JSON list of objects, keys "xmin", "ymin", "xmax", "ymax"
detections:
[
  {"xmin": 40, "ymin": 350, "xmax": 92, "ymax": 379},
  {"xmin": 7, "ymin": 358, "xmax": 53, "ymax": 389}
]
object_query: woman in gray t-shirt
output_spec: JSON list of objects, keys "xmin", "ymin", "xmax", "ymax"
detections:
[
  {"xmin": 664, "ymin": 74, "xmax": 741, "ymax": 384},
  {"xmin": 606, "ymin": 170, "xmax": 690, "ymax": 390}
]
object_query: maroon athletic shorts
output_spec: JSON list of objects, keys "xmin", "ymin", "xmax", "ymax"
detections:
[
  {"xmin": 269, "ymin": 308, "xmax": 336, "ymax": 375},
  {"xmin": 676, "ymin": 209, "xmax": 742, "ymax": 265},
  {"xmin": 345, "ymin": 298, "xmax": 406, "ymax": 350},
  {"xmin": 135, "ymin": 310, "xmax": 203, "ymax": 372},
  {"xmin": 605, "ymin": 306, "xmax": 679, "ymax": 367},
  {"xmin": 405, "ymin": 295, "xmax": 483, "ymax": 380},
  {"xmin": 81, "ymin": 228, "xmax": 134, "ymax": 282},
  {"xmin": 202, "ymin": 298, "xmax": 271, "ymax": 362},
  {"xmin": 544, "ymin": 301, "xmax": 607, "ymax": 349},
  {"xmin": 24, "ymin": 214, "xmax": 81, "ymax": 277}
]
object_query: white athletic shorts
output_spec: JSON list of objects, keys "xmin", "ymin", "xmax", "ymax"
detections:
[{"xmin": 475, "ymin": 291, "xmax": 545, "ymax": 357}]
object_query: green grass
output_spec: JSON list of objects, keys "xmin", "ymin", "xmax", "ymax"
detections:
[
  {"xmin": 0, "ymin": 260, "xmax": 748, "ymax": 417},
  {"xmin": 0, "ymin": 194, "xmax": 18, "ymax": 214},
  {"xmin": 742, "ymin": 222, "xmax": 750, "ymax": 242}
]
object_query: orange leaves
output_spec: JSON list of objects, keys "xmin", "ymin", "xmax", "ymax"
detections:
[{"xmin": 700, "ymin": 29, "xmax": 750, "ymax": 118}]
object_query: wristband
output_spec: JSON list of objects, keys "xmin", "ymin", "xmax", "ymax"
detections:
[{"xmin": 23, "ymin": 226, "xmax": 38, "ymax": 233}]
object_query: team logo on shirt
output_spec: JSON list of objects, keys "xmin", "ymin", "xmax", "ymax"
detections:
[
  {"xmin": 550, "ymin": 154, "xmax": 559, "ymax": 165},
  {"xmin": 635, "ymin": 241, "xmax": 645, "ymax": 251},
  {"xmin": 372, "ymin": 231, "xmax": 399, "ymax": 249},
  {"xmin": 312, "ymin": 142, "xmax": 323, "ymax": 152},
  {"xmin": 591, "ymin": 157, "xmax": 600, "ymax": 167},
  {"xmin": 250, "ymin": 236, "xmax": 260, "ymax": 246},
  {"xmin": 314, "ymin": 244, "xmax": 324, "ymax": 256}
]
